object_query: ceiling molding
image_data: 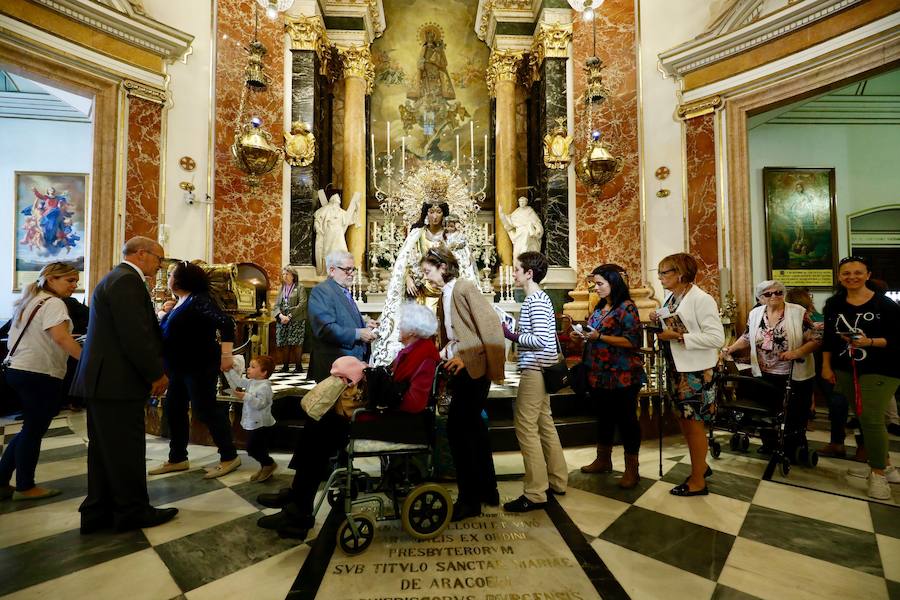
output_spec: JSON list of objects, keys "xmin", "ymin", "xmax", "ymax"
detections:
[
  {"xmin": 321, "ymin": 0, "xmax": 385, "ymax": 43},
  {"xmin": 658, "ymin": 0, "xmax": 864, "ymax": 79},
  {"xmin": 29, "ymin": 0, "xmax": 193, "ymax": 63}
]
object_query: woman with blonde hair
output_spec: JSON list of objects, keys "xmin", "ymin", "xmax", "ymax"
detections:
[{"xmin": 0, "ymin": 262, "xmax": 83, "ymax": 501}]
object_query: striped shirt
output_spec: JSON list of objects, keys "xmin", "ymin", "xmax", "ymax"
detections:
[{"xmin": 516, "ymin": 290, "xmax": 558, "ymax": 371}]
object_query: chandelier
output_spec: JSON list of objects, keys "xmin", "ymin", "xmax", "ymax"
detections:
[
  {"xmin": 231, "ymin": 7, "xmax": 283, "ymax": 185},
  {"xmin": 256, "ymin": 0, "xmax": 294, "ymax": 20},
  {"xmin": 568, "ymin": 0, "xmax": 621, "ymax": 190}
]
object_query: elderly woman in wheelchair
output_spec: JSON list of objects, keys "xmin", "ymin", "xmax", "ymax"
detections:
[{"xmin": 257, "ymin": 303, "xmax": 448, "ymax": 549}]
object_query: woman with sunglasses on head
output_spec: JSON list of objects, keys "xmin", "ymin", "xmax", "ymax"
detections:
[
  {"xmin": 723, "ymin": 280, "xmax": 821, "ymax": 456},
  {"xmin": 821, "ymin": 257, "xmax": 900, "ymax": 500},
  {"xmin": 576, "ymin": 264, "xmax": 646, "ymax": 489},
  {"xmin": 1, "ymin": 262, "xmax": 82, "ymax": 501},
  {"xmin": 650, "ymin": 253, "xmax": 725, "ymax": 497}
]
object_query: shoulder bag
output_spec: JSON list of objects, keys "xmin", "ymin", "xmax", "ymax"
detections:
[
  {"xmin": 1, "ymin": 298, "xmax": 49, "ymax": 415},
  {"xmin": 542, "ymin": 331, "xmax": 571, "ymax": 394}
]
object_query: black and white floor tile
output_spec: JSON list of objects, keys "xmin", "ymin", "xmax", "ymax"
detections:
[{"xmin": 0, "ymin": 410, "xmax": 897, "ymax": 599}]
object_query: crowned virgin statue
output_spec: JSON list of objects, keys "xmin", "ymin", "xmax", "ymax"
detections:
[{"xmin": 370, "ymin": 166, "xmax": 481, "ymax": 366}]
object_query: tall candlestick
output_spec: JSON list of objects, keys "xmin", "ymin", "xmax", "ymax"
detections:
[
  {"xmin": 455, "ymin": 134, "xmax": 460, "ymax": 169},
  {"xmin": 470, "ymin": 121, "xmax": 475, "ymax": 161},
  {"xmin": 386, "ymin": 121, "xmax": 391, "ymax": 154}
]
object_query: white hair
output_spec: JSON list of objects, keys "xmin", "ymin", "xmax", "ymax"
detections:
[
  {"xmin": 755, "ymin": 279, "xmax": 786, "ymax": 300},
  {"xmin": 398, "ymin": 302, "xmax": 438, "ymax": 339},
  {"xmin": 122, "ymin": 236, "xmax": 159, "ymax": 256},
  {"xmin": 325, "ymin": 251, "xmax": 353, "ymax": 271}
]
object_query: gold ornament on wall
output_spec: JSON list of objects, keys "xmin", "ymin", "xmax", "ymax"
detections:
[
  {"xmin": 283, "ymin": 121, "xmax": 316, "ymax": 167},
  {"xmin": 543, "ymin": 117, "xmax": 573, "ymax": 170},
  {"xmin": 655, "ymin": 165, "xmax": 670, "ymax": 198}
]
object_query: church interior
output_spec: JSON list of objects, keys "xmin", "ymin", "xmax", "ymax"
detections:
[{"xmin": 1, "ymin": 0, "xmax": 899, "ymax": 598}]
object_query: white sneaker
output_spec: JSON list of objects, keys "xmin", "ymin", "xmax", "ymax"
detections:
[
  {"xmin": 886, "ymin": 466, "xmax": 900, "ymax": 484},
  {"xmin": 868, "ymin": 473, "xmax": 892, "ymax": 500},
  {"xmin": 847, "ymin": 464, "xmax": 870, "ymax": 479}
]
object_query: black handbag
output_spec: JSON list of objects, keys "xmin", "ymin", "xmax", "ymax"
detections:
[
  {"xmin": 542, "ymin": 332, "xmax": 570, "ymax": 394},
  {"xmin": 363, "ymin": 365, "xmax": 409, "ymax": 412},
  {"xmin": 567, "ymin": 342, "xmax": 591, "ymax": 399}
]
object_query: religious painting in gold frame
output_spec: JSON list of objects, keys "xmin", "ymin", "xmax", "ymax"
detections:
[
  {"xmin": 763, "ymin": 167, "xmax": 837, "ymax": 288},
  {"xmin": 13, "ymin": 171, "xmax": 88, "ymax": 291}
]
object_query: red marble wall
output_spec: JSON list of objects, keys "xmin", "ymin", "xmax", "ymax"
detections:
[
  {"xmin": 213, "ymin": 0, "xmax": 284, "ymax": 285},
  {"xmin": 124, "ymin": 96, "xmax": 162, "ymax": 242},
  {"xmin": 572, "ymin": 0, "xmax": 642, "ymax": 287},
  {"xmin": 684, "ymin": 112, "xmax": 719, "ymax": 300}
]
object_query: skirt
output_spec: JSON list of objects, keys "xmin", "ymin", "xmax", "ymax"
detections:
[{"xmin": 276, "ymin": 318, "xmax": 305, "ymax": 347}]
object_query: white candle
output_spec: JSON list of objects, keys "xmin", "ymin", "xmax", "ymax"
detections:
[
  {"xmin": 386, "ymin": 121, "xmax": 391, "ymax": 155},
  {"xmin": 470, "ymin": 121, "xmax": 475, "ymax": 161},
  {"xmin": 456, "ymin": 134, "xmax": 460, "ymax": 169},
  {"xmin": 484, "ymin": 134, "xmax": 488, "ymax": 169},
  {"xmin": 484, "ymin": 222, "xmax": 489, "ymax": 237},
  {"xmin": 401, "ymin": 136, "xmax": 405, "ymax": 172},
  {"xmin": 372, "ymin": 221, "xmax": 379, "ymax": 241},
  {"xmin": 371, "ymin": 133, "xmax": 375, "ymax": 170}
]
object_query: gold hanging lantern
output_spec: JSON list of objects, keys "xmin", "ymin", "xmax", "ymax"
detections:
[{"xmin": 575, "ymin": 131, "xmax": 622, "ymax": 189}]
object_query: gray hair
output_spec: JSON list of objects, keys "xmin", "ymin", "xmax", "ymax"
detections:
[
  {"xmin": 325, "ymin": 251, "xmax": 353, "ymax": 271},
  {"xmin": 398, "ymin": 302, "xmax": 438, "ymax": 339},
  {"xmin": 755, "ymin": 279, "xmax": 786, "ymax": 300},
  {"xmin": 122, "ymin": 236, "xmax": 159, "ymax": 257}
]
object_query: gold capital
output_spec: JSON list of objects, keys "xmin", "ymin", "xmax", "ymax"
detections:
[
  {"xmin": 285, "ymin": 16, "xmax": 330, "ymax": 75},
  {"xmin": 529, "ymin": 22, "xmax": 572, "ymax": 84},
  {"xmin": 486, "ymin": 49, "xmax": 524, "ymax": 97},
  {"xmin": 122, "ymin": 79, "xmax": 167, "ymax": 104},
  {"xmin": 337, "ymin": 45, "xmax": 374, "ymax": 95}
]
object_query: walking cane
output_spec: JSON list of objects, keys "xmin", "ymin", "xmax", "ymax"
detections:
[{"xmin": 656, "ymin": 336, "xmax": 665, "ymax": 477}]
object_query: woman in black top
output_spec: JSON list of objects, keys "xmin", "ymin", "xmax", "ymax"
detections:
[
  {"xmin": 148, "ymin": 262, "xmax": 240, "ymax": 479},
  {"xmin": 822, "ymin": 257, "xmax": 899, "ymax": 500}
]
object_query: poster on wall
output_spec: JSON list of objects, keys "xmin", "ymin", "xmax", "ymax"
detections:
[
  {"xmin": 13, "ymin": 172, "xmax": 88, "ymax": 291},
  {"xmin": 763, "ymin": 167, "xmax": 837, "ymax": 288}
]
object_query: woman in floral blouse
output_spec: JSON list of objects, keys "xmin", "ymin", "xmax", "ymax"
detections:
[
  {"xmin": 723, "ymin": 279, "xmax": 821, "ymax": 456},
  {"xmin": 575, "ymin": 264, "xmax": 646, "ymax": 489}
]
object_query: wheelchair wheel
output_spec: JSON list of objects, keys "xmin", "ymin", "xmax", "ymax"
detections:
[
  {"xmin": 327, "ymin": 475, "xmax": 359, "ymax": 507},
  {"xmin": 710, "ymin": 441, "xmax": 722, "ymax": 459},
  {"xmin": 780, "ymin": 458, "xmax": 791, "ymax": 476},
  {"xmin": 729, "ymin": 434, "xmax": 740, "ymax": 451},
  {"xmin": 809, "ymin": 450, "xmax": 819, "ymax": 467},
  {"xmin": 401, "ymin": 483, "xmax": 453, "ymax": 540},
  {"xmin": 336, "ymin": 513, "xmax": 375, "ymax": 555}
]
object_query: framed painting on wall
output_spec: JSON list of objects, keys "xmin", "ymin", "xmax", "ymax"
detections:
[
  {"xmin": 763, "ymin": 167, "xmax": 837, "ymax": 288},
  {"xmin": 13, "ymin": 171, "xmax": 88, "ymax": 291}
]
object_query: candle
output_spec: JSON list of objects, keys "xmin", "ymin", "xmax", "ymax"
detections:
[
  {"xmin": 372, "ymin": 221, "xmax": 379, "ymax": 241},
  {"xmin": 370, "ymin": 133, "xmax": 375, "ymax": 170},
  {"xmin": 456, "ymin": 134, "xmax": 460, "ymax": 169},
  {"xmin": 386, "ymin": 121, "xmax": 391, "ymax": 155},
  {"xmin": 483, "ymin": 222, "xmax": 489, "ymax": 237},
  {"xmin": 401, "ymin": 136, "xmax": 405, "ymax": 172},
  {"xmin": 484, "ymin": 134, "xmax": 488, "ymax": 169},
  {"xmin": 470, "ymin": 121, "xmax": 475, "ymax": 163}
]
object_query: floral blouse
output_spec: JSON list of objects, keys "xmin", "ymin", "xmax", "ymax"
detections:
[
  {"xmin": 584, "ymin": 300, "xmax": 647, "ymax": 389},
  {"xmin": 740, "ymin": 310, "xmax": 819, "ymax": 375}
]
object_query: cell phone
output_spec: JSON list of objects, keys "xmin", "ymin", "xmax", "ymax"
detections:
[{"xmin": 235, "ymin": 387, "xmax": 245, "ymax": 393}]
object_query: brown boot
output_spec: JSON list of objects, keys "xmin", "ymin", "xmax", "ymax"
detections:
[
  {"xmin": 817, "ymin": 443, "xmax": 846, "ymax": 458},
  {"xmin": 581, "ymin": 444, "xmax": 613, "ymax": 474},
  {"xmin": 619, "ymin": 454, "xmax": 640, "ymax": 489}
]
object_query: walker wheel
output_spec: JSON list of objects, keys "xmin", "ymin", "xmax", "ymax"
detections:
[
  {"xmin": 401, "ymin": 483, "xmax": 453, "ymax": 540},
  {"xmin": 710, "ymin": 441, "xmax": 722, "ymax": 459},
  {"xmin": 729, "ymin": 434, "xmax": 740, "ymax": 451},
  {"xmin": 740, "ymin": 435, "xmax": 750, "ymax": 452},
  {"xmin": 327, "ymin": 475, "xmax": 359, "ymax": 507},
  {"xmin": 336, "ymin": 513, "xmax": 375, "ymax": 555},
  {"xmin": 809, "ymin": 450, "xmax": 819, "ymax": 467}
]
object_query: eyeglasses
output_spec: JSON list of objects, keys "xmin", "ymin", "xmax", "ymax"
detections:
[
  {"xmin": 144, "ymin": 250, "xmax": 165, "ymax": 263},
  {"xmin": 658, "ymin": 268, "xmax": 676, "ymax": 276},
  {"xmin": 761, "ymin": 290, "xmax": 784, "ymax": 298},
  {"xmin": 334, "ymin": 265, "xmax": 357, "ymax": 275}
]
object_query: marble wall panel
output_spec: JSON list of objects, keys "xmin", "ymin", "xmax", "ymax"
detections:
[
  {"xmin": 213, "ymin": 0, "xmax": 284, "ymax": 286},
  {"xmin": 685, "ymin": 112, "xmax": 719, "ymax": 300},
  {"xmin": 288, "ymin": 51, "xmax": 319, "ymax": 266},
  {"xmin": 124, "ymin": 96, "xmax": 162, "ymax": 242},
  {"xmin": 572, "ymin": 0, "xmax": 642, "ymax": 287},
  {"xmin": 540, "ymin": 57, "xmax": 570, "ymax": 267}
]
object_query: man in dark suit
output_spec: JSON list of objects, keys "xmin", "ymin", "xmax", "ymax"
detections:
[
  {"xmin": 71, "ymin": 236, "xmax": 177, "ymax": 533},
  {"xmin": 256, "ymin": 250, "xmax": 376, "ymax": 538}
]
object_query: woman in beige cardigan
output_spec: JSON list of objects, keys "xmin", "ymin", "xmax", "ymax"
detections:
[{"xmin": 421, "ymin": 246, "xmax": 505, "ymax": 522}]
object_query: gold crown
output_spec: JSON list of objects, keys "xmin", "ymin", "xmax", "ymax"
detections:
[{"xmin": 424, "ymin": 171, "xmax": 449, "ymax": 201}]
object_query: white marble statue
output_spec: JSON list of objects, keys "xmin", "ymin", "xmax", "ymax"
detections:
[
  {"xmin": 499, "ymin": 196, "xmax": 544, "ymax": 259},
  {"xmin": 314, "ymin": 190, "xmax": 361, "ymax": 275}
]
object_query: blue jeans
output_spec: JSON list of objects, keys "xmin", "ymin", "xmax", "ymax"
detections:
[{"xmin": 0, "ymin": 369, "xmax": 63, "ymax": 490}]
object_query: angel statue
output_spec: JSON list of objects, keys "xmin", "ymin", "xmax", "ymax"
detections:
[
  {"xmin": 499, "ymin": 196, "xmax": 543, "ymax": 259},
  {"xmin": 313, "ymin": 189, "xmax": 360, "ymax": 275}
]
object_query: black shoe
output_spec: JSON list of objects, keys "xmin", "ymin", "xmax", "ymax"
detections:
[
  {"xmin": 258, "ymin": 508, "xmax": 314, "ymax": 532},
  {"xmin": 257, "ymin": 488, "xmax": 291, "ymax": 509},
  {"xmin": 669, "ymin": 483, "xmax": 708, "ymax": 497},
  {"xmin": 503, "ymin": 495, "xmax": 547, "ymax": 513},
  {"xmin": 481, "ymin": 489, "xmax": 500, "ymax": 506},
  {"xmin": 451, "ymin": 501, "xmax": 481, "ymax": 522},
  {"xmin": 705, "ymin": 465, "xmax": 713, "ymax": 478},
  {"xmin": 117, "ymin": 507, "xmax": 178, "ymax": 531},
  {"xmin": 80, "ymin": 514, "xmax": 114, "ymax": 535},
  {"xmin": 292, "ymin": 364, "xmax": 304, "ymax": 374},
  {"xmin": 547, "ymin": 488, "xmax": 566, "ymax": 496},
  {"xmin": 888, "ymin": 423, "xmax": 900, "ymax": 436},
  {"xmin": 279, "ymin": 364, "xmax": 290, "ymax": 373}
]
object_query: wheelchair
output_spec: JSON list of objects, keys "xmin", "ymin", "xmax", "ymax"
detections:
[
  {"xmin": 314, "ymin": 364, "xmax": 454, "ymax": 555},
  {"xmin": 708, "ymin": 359, "xmax": 818, "ymax": 478}
]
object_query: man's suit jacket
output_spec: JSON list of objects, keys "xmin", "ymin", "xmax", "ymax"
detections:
[
  {"xmin": 70, "ymin": 263, "xmax": 164, "ymax": 400},
  {"xmin": 307, "ymin": 277, "xmax": 367, "ymax": 383},
  {"xmin": 449, "ymin": 279, "xmax": 505, "ymax": 383}
]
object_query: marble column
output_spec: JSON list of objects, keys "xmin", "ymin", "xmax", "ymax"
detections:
[
  {"xmin": 683, "ymin": 111, "xmax": 720, "ymax": 300},
  {"xmin": 285, "ymin": 16, "xmax": 329, "ymax": 268},
  {"xmin": 338, "ymin": 45, "xmax": 373, "ymax": 269},
  {"xmin": 531, "ymin": 23, "xmax": 572, "ymax": 267},
  {"xmin": 488, "ymin": 49, "xmax": 524, "ymax": 267},
  {"xmin": 123, "ymin": 86, "xmax": 165, "ymax": 243}
]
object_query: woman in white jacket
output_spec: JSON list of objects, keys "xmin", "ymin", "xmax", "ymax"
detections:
[
  {"xmin": 723, "ymin": 280, "xmax": 821, "ymax": 457},
  {"xmin": 651, "ymin": 253, "xmax": 724, "ymax": 497}
]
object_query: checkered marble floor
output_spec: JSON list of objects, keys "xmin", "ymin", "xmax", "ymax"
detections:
[{"xmin": 0, "ymin": 410, "xmax": 897, "ymax": 600}]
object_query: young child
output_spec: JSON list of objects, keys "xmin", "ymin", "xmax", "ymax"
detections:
[
  {"xmin": 224, "ymin": 355, "xmax": 278, "ymax": 482},
  {"xmin": 443, "ymin": 214, "xmax": 465, "ymax": 250}
]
